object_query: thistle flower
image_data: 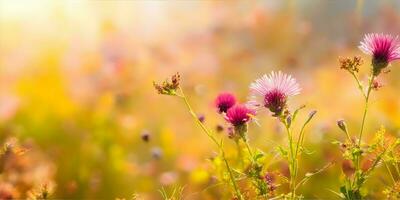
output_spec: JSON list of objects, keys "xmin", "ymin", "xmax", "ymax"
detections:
[
  {"xmin": 249, "ymin": 71, "xmax": 301, "ymax": 116},
  {"xmin": 215, "ymin": 92, "xmax": 236, "ymax": 113},
  {"xmin": 359, "ymin": 33, "xmax": 400, "ymax": 75},
  {"xmin": 225, "ymin": 104, "xmax": 255, "ymax": 127}
]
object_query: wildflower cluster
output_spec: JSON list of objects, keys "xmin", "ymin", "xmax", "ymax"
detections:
[
  {"xmin": 336, "ymin": 33, "xmax": 400, "ymax": 199},
  {"xmin": 154, "ymin": 70, "xmax": 321, "ymax": 200},
  {"xmin": 153, "ymin": 32, "xmax": 399, "ymax": 200}
]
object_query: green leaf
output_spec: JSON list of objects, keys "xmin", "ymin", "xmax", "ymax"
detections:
[{"xmin": 254, "ymin": 153, "xmax": 264, "ymax": 161}]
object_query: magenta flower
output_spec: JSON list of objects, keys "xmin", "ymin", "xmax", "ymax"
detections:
[
  {"xmin": 359, "ymin": 33, "xmax": 400, "ymax": 75},
  {"xmin": 249, "ymin": 71, "xmax": 301, "ymax": 116},
  {"xmin": 215, "ymin": 92, "xmax": 237, "ymax": 113},
  {"xmin": 225, "ymin": 104, "xmax": 255, "ymax": 127}
]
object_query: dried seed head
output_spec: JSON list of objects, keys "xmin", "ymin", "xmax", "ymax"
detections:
[
  {"xmin": 153, "ymin": 72, "xmax": 181, "ymax": 96},
  {"xmin": 339, "ymin": 56, "xmax": 363, "ymax": 73}
]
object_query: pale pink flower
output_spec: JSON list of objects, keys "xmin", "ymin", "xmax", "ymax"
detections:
[
  {"xmin": 359, "ymin": 33, "xmax": 400, "ymax": 75},
  {"xmin": 248, "ymin": 71, "xmax": 301, "ymax": 116}
]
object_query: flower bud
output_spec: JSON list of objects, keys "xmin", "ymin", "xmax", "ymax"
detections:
[
  {"xmin": 307, "ymin": 110, "xmax": 317, "ymax": 122},
  {"xmin": 337, "ymin": 119, "xmax": 348, "ymax": 133},
  {"xmin": 286, "ymin": 115, "xmax": 292, "ymax": 127},
  {"xmin": 197, "ymin": 114, "xmax": 205, "ymax": 123},
  {"xmin": 372, "ymin": 79, "xmax": 383, "ymax": 91},
  {"xmin": 141, "ymin": 130, "xmax": 151, "ymax": 142}
]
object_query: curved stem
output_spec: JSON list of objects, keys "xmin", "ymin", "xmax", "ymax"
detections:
[{"xmin": 178, "ymin": 87, "xmax": 243, "ymax": 199}]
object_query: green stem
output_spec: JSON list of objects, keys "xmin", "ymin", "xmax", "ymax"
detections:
[
  {"xmin": 358, "ymin": 75, "xmax": 374, "ymax": 146},
  {"xmin": 235, "ymin": 140, "xmax": 244, "ymax": 168},
  {"xmin": 178, "ymin": 87, "xmax": 243, "ymax": 200},
  {"xmin": 356, "ymin": 75, "xmax": 374, "ymax": 172},
  {"xmin": 384, "ymin": 161, "xmax": 396, "ymax": 184},
  {"xmin": 351, "ymin": 72, "xmax": 367, "ymax": 99},
  {"xmin": 284, "ymin": 122, "xmax": 296, "ymax": 199},
  {"xmin": 292, "ymin": 115, "xmax": 314, "ymax": 196},
  {"xmin": 240, "ymin": 135, "xmax": 254, "ymax": 160},
  {"xmin": 394, "ymin": 163, "xmax": 400, "ymax": 177}
]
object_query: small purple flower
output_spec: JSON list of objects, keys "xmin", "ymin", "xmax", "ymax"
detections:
[
  {"xmin": 225, "ymin": 104, "xmax": 255, "ymax": 127},
  {"xmin": 215, "ymin": 92, "xmax": 236, "ymax": 113},
  {"xmin": 249, "ymin": 71, "xmax": 301, "ymax": 116},
  {"xmin": 359, "ymin": 33, "xmax": 400, "ymax": 75},
  {"xmin": 197, "ymin": 114, "xmax": 205, "ymax": 123}
]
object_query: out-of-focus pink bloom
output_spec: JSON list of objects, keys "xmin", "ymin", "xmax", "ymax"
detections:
[
  {"xmin": 214, "ymin": 92, "xmax": 236, "ymax": 113},
  {"xmin": 359, "ymin": 33, "xmax": 400, "ymax": 74},
  {"xmin": 225, "ymin": 104, "xmax": 255, "ymax": 126},
  {"xmin": 0, "ymin": 96, "xmax": 20, "ymax": 122},
  {"xmin": 248, "ymin": 71, "xmax": 301, "ymax": 116},
  {"xmin": 159, "ymin": 171, "xmax": 178, "ymax": 186}
]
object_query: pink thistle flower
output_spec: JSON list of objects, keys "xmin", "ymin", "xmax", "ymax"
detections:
[
  {"xmin": 359, "ymin": 33, "xmax": 400, "ymax": 75},
  {"xmin": 215, "ymin": 92, "xmax": 236, "ymax": 113},
  {"xmin": 225, "ymin": 104, "xmax": 255, "ymax": 127},
  {"xmin": 249, "ymin": 71, "xmax": 301, "ymax": 116}
]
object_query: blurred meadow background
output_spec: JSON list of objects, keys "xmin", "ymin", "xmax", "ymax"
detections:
[{"xmin": 0, "ymin": 0, "xmax": 400, "ymax": 199}]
